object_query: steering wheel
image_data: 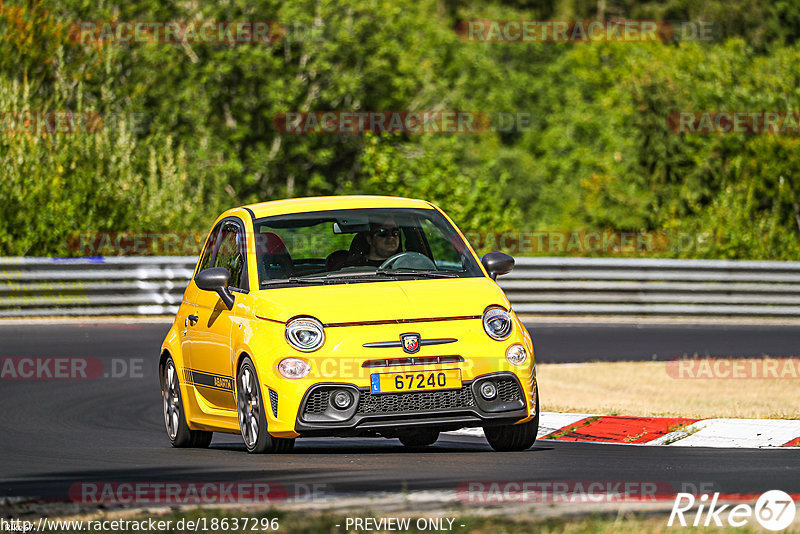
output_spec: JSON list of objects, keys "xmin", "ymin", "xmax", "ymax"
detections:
[{"xmin": 378, "ymin": 252, "xmax": 437, "ymax": 270}]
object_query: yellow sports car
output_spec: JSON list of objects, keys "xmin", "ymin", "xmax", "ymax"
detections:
[{"xmin": 160, "ymin": 196, "xmax": 538, "ymax": 453}]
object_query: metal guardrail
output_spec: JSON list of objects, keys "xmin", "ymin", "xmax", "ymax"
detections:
[
  {"xmin": 0, "ymin": 257, "xmax": 196, "ymax": 317},
  {"xmin": 502, "ymin": 257, "xmax": 800, "ymax": 316},
  {"xmin": 1, "ymin": 256, "xmax": 800, "ymax": 317}
]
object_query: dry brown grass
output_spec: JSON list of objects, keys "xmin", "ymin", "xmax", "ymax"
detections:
[{"xmin": 538, "ymin": 359, "xmax": 800, "ymax": 419}]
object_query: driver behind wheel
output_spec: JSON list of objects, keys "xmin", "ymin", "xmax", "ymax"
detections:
[
  {"xmin": 328, "ymin": 217, "xmax": 402, "ymax": 269},
  {"xmin": 364, "ymin": 217, "xmax": 401, "ymax": 266}
]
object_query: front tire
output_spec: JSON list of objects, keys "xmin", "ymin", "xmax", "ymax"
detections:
[
  {"xmin": 162, "ymin": 358, "xmax": 213, "ymax": 448},
  {"xmin": 484, "ymin": 386, "xmax": 539, "ymax": 452},
  {"xmin": 237, "ymin": 357, "xmax": 295, "ymax": 454}
]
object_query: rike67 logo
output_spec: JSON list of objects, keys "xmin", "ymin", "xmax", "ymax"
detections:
[{"xmin": 669, "ymin": 490, "xmax": 796, "ymax": 531}]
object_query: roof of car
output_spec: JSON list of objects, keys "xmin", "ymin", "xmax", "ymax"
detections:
[{"xmin": 238, "ymin": 195, "xmax": 436, "ymax": 219}]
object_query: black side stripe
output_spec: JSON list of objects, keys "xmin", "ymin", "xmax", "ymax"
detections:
[{"xmin": 182, "ymin": 368, "xmax": 234, "ymax": 392}]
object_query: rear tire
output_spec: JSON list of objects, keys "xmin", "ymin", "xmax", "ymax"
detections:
[
  {"xmin": 161, "ymin": 358, "xmax": 213, "ymax": 448},
  {"xmin": 484, "ymin": 386, "xmax": 539, "ymax": 452},
  {"xmin": 237, "ymin": 357, "xmax": 295, "ymax": 454},
  {"xmin": 398, "ymin": 430, "xmax": 439, "ymax": 449}
]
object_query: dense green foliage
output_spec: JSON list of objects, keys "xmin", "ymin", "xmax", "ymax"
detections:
[{"xmin": 1, "ymin": 0, "xmax": 799, "ymax": 258}]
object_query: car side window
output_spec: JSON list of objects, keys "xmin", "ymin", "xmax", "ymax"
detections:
[
  {"xmin": 213, "ymin": 221, "xmax": 246, "ymax": 290},
  {"xmin": 197, "ymin": 224, "xmax": 222, "ymax": 274}
]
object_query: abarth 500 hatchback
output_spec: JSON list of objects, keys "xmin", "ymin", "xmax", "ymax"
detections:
[{"xmin": 160, "ymin": 195, "xmax": 538, "ymax": 453}]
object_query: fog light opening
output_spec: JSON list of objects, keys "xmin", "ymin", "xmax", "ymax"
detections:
[
  {"xmin": 480, "ymin": 382, "xmax": 498, "ymax": 400},
  {"xmin": 332, "ymin": 390, "xmax": 353, "ymax": 410}
]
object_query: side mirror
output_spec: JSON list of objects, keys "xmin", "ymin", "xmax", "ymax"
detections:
[
  {"xmin": 195, "ymin": 267, "xmax": 235, "ymax": 310},
  {"xmin": 481, "ymin": 252, "xmax": 515, "ymax": 281}
]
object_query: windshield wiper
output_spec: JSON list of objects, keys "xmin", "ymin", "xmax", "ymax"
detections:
[
  {"xmin": 261, "ymin": 271, "xmax": 400, "ymax": 286},
  {"xmin": 260, "ymin": 269, "xmax": 462, "ymax": 287},
  {"xmin": 261, "ymin": 276, "xmax": 326, "ymax": 286},
  {"xmin": 374, "ymin": 269, "xmax": 461, "ymax": 278}
]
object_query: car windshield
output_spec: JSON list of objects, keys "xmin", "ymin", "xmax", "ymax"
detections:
[{"xmin": 252, "ymin": 207, "xmax": 483, "ymax": 287}]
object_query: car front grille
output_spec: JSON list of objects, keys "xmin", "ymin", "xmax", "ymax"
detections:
[
  {"xmin": 300, "ymin": 376, "xmax": 522, "ymax": 421},
  {"xmin": 496, "ymin": 377, "xmax": 522, "ymax": 403},
  {"xmin": 356, "ymin": 386, "xmax": 475, "ymax": 415},
  {"xmin": 303, "ymin": 389, "xmax": 331, "ymax": 415}
]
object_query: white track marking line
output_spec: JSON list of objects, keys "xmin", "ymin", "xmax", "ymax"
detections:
[
  {"xmin": 663, "ymin": 418, "xmax": 800, "ymax": 448},
  {"xmin": 446, "ymin": 414, "xmax": 800, "ymax": 448}
]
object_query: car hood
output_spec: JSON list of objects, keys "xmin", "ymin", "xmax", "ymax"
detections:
[{"xmin": 252, "ymin": 277, "xmax": 509, "ymax": 324}]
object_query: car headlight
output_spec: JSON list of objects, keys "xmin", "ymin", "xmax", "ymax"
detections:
[
  {"xmin": 505, "ymin": 344, "xmax": 527, "ymax": 366},
  {"xmin": 482, "ymin": 307, "xmax": 512, "ymax": 340},
  {"xmin": 285, "ymin": 317, "xmax": 325, "ymax": 352},
  {"xmin": 278, "ymin": 358, "xmax": 311, "ymax": 379}
]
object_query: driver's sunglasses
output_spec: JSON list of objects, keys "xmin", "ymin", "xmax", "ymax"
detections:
[{"xmin": 373, "ymin": 227, "xmax": 401, "ymax": 238}]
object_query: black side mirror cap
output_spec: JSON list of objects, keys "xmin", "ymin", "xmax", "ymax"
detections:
[
  {"xmin": 195, "ymin": 267, "xmax": 235, "ymax": 310},
  {"xmin": 481, "ymin": 252, "xmax": 515, "ymax": 280}
]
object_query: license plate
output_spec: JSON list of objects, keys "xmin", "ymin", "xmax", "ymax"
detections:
[{"xmin": 370, "ymin": 369, "xmax": 462, "ymax": 394}]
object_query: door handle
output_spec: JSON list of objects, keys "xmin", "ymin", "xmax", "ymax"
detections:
[{"xmin": 187, "ymin": 314, "xmax": 199, "ymax": 326}]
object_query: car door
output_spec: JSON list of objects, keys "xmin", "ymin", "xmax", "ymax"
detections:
[
  {"xmin": 179, "ymin": 222, "xmax": 219, "ymax": 384},
  {"xmin": 185, "ymin": 218, "xmax": 248, "ymax": 412}
]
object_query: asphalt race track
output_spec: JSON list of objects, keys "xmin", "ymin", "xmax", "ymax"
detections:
[
  {"xmin": 529, "ymin": 322, "xmax": 800, "ymax": 363},
  {"xmin": 3, "ymin": 321, "xmax": 800, "ymax": 364},
  {"xmin": 1, "ymin": 321, "xmax": 799, "ymax": 502}
]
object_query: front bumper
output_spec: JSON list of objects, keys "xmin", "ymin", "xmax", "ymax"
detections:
[{"xmin": 294, "ymin": 372, "xmax": 531, "ymax": 437}]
